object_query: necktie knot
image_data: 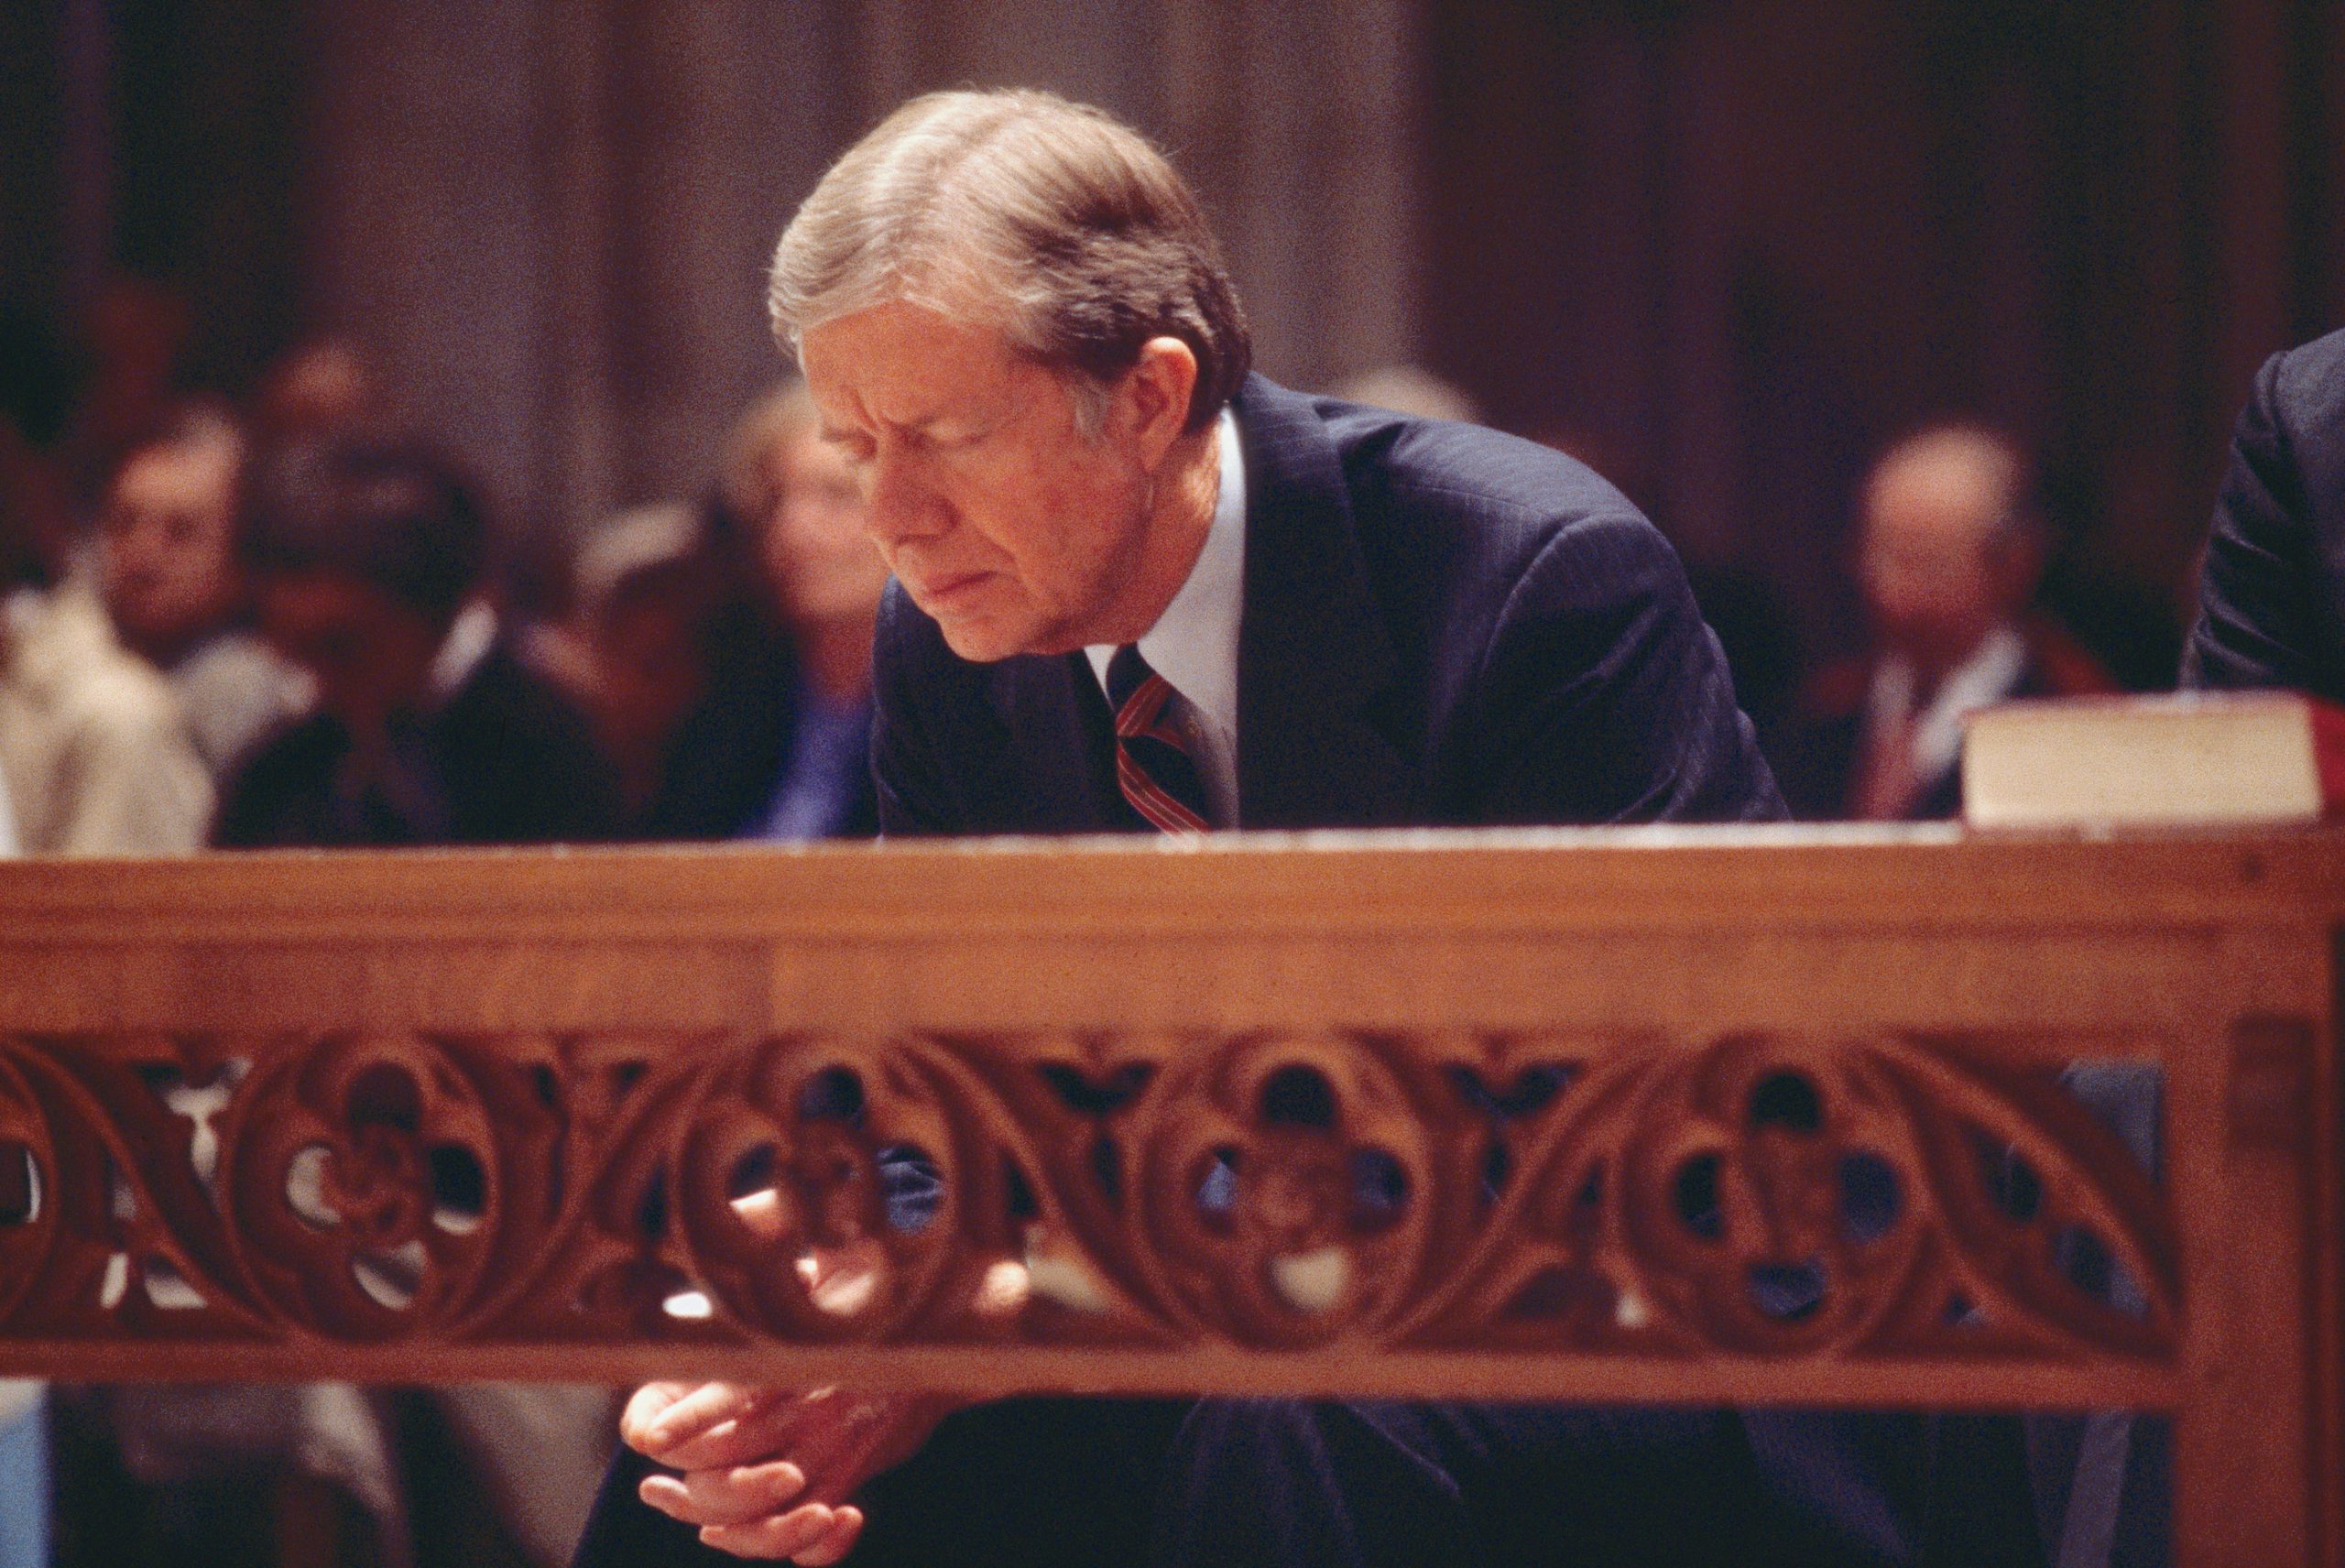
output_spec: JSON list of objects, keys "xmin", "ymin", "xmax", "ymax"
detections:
[
  {"xmin": 1103, "ymin": 644, "xmax": 1155, "ymax": 713},
  {"xmin": 1106, "ymin": 645, "xmax": 1211, "ymax": 833}
]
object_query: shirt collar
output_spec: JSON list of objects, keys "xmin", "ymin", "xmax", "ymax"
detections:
[
  {"xmin": 427, "ymin": 598, "xmax": 499, "ymax": 712},
  {"xmin": 1085, "ymin": 407, "xmax": 1246, "ymax": 746},
  {"xmin": 1873, "ymin": 622, "xmax": 2030, "ymax": 782}
]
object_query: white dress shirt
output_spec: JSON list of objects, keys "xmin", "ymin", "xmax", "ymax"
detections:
[
  {"xmin": 1868, "ymin": 623, "xmax": 2029, "ymax": 793},
  {"xmin": 1085, "ymin": 409, "xmax": 1247, "ymax": 825}
]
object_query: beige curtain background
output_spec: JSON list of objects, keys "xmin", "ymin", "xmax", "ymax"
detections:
[{"xmin": 297, "ymin": 0, "xmax": 1423, "ymax": 550}]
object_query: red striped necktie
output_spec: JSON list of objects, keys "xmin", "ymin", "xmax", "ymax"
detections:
[{"xmin": 1105, "ymin": 645, "xmax": 1212, "ymax": 833}]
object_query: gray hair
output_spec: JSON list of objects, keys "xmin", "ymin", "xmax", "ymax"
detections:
[{"xmin": 769, "ymin": 89, "xmax": 1250, "ymax": 435}]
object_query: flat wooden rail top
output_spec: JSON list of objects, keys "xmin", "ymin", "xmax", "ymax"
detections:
[{"xmin": 0, "ymin": 826, "xmax": 2337, "ymax": 1562}]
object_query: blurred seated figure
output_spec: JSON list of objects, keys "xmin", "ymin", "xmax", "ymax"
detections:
[
  {"xmin": 95, "ymin": 406, "xmax": 310, "ymax": 777},
  {"xmin": 733, "ymin": 379, "xmax": 885, "ymax": 842},
  {"xmin": 0, "ymin": 308, "xmax": 207, "ymax": 1568},
  {"xmin": 214, "ymin": 436, "xmax": 619, "ymax": 847},
  {"xmin": 2183, "ymin": 325, "xmax": 2345, "ymax": 696},
  {"xmin": 558, "ymin": 503, "xmax": 722, "ymax": 829},
  {"xmin": 1, "ymin": 310, "xmax": 210, "ymax": 1568},
  {"xmin": 0, "ymin": 586, "xmax": 215, "ymax": 855},
  {"xmin": 0, "ymin": 312, "xmax": 209, "ymax": 857},
  {"xmin": 253, "ymin": 338, "xmax": 387, "ymax": 447},
  {"xmin": 189, "ymin": 433, "xmax": 624, "ymax": 1568},
  {"xmin": 1776, "ymin": 422, "xmax": 2110, "ymax": 820},
  {"xmin": 617, "ymin": 383, "xmax": 882, "ymax": 842}
]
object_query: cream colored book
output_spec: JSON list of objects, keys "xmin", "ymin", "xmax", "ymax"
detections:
[{"xmin": 1961, "ymin": 693, "xmax": 2329, "ymax": 829}]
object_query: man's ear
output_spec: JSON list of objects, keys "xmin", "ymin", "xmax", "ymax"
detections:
[{"xmin": 1118, "ymin": 336, "xmax": 1201, "ymax": 469}]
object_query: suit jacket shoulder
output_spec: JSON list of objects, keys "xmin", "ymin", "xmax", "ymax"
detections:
[
  {"xmin": 433, "ymin": 645, "xmax": 622, "ymax": 843},
  {"xmin": 214, "ymin": 645, "xmax": 620, "ymax": 847},
  {"xmin": 2185, "ymin": 325, "xmax": 2345, "ymax": 696},
  {"xmin": 1296, "ymin": 396, "xmax": 1780, "ymax": 826}
]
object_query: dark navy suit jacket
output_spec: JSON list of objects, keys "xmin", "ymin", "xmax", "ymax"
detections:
[
  {"xmin": 870, "ymin": 375, "xmax": 1780, "ymax": 836},
  {"xmin": 2184, "ymin": 324, "xmax": 2345, "ymax": 696},
  {"xmin": 572, "ymin": 377, "xmax": 2044, "ymax": 1568}
]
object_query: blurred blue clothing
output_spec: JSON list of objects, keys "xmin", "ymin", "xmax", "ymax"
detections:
[
  {"xmin": 0, "ymin": 1385, "xmax": 48, "ymax": 1568},
  {"xmin": 747, "ymin": 688, "xmax": 872, "ymax": 843}
]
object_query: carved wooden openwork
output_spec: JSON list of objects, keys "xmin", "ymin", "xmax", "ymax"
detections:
[
  {"xmin": 0, "ymin": 1026, "xmax": 2176, "ymax": 1368},
  {"xmin": 0, "ymin": 832, "xmax": 2334, "ymax": 1564}
]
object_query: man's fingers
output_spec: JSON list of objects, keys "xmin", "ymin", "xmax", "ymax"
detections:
[
  {"xmin": 617, "ymin": 1380, "xmax": 700, "ymax": 1450},
  {"xmin": 784, "ymin": 1505, "xmax": 865, "ymax": 1566},
  {"xmin": 698, "ymin": 1503, "xmax": 861, "ymax": 1563},
  {"xmin": 629, "ymin": 1382, "xmax": 797, "ymax": 1464},
  {"xmin": 637, "ymin": 1460, "xmax": 812, "ymax": 1529}
]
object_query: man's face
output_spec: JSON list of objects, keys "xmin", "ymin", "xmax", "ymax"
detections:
[
  {"xmin": 256, "ymin": 570, "xmax": 441, "ymax": 735},
  {"xmin": 799, "ymin": 300, "xmax": 1154, "ymax": 661},
  {"xmin": 98, "ymin": 441, "xmax": 241, "ymax": 657},
  {"xmin": 1859, "ymin": 453, "xmax": 2023, "ymax": 666},
  {"xmin": 757, "ymin": 420, "xmax": 889, "ymax": 628}
]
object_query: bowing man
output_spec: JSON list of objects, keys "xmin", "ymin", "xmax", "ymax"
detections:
[{"xmin": 573, "ymin": 88, "xmax": 2045, "ymax": 1568}]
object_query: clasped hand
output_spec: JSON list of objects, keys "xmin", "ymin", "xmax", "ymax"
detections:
[
  {"xmin": 624, "ymin": 1193, "xmax": 1030, "ymax": 1563},
  {"xmin": 624, "ymin": 1377, "xmax": 954, "ymax": 1563}
]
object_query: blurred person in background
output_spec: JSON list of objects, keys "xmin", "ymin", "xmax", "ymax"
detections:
[
  {"xmin": 607, "ymin": 382, "xmax": 883, "ymax": 841},
  {"xmin": 195, "ymin": 433, "xmax": 621, "ymax": 1568},
  {"xmin": 554, "ymin": 501, "xmax": 722, "ymax": 830},
  {"xmin": 214, "ymin": 435, "xmax": 619, "ymax": 847},
  {"xmin": 0, "ymin": 310, "xmax": 210, "ymax": 857},
  {"xmin": 95, "ymin": 405, "xmax": 310, "ymax": 777},
  {"xmin": 0, "ymin": 304, "xmax": 208, "ymax": 1568},
  {"xmin": 253, "ymin": 337, "xmax": 386, "ymax": 445},
  {"xmin": 728, "ymin": 379, "xmax": 884, "ymax": 842},
  {"xmin": 1775, "ymin": 421, "xmax": 2110, "ymax": 820}
]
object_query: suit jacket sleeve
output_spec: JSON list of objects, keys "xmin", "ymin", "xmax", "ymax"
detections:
[
  {"xmin": 2183, "ymin": 345, "xmax": 2328, "ymax": 694},
  {"xmin": 1469, "ymin": 513, "xmax": 1786, "ymax": 825}
]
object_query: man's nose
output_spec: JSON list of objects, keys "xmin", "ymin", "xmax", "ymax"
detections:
[{"xmin": 861, "ymin": 451, "xmax": 949, "ymax": 546}]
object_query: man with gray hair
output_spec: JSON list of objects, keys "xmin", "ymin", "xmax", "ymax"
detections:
[
  {"xmin": 576, "ymin": 89, "xmax": 2040, "ymax": 1568},
  {"xmin": 1774, "ymin": 422, "xmax": 2110, "ymax": 822}
]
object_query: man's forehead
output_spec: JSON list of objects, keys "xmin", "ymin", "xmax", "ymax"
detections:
[
  {"xmin": 1867, "ymin": 453, "xmax": 2017, "ymax": 541},
  {"xmin": 802, "ymin": 300, "xmax": 1025, "ymax": 417}
]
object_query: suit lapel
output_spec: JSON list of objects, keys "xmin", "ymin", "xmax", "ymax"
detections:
[
  {"xmin": 1228, "ymin": 376, "xmax": 1416, "ymax": 828},
  {"xmin": 975, "ymin": 376, "xmax": 1413, "ymax": 833},
  {"xmin": 987, "ymin": 652, "xmax": 1135, "ymax": 833}
]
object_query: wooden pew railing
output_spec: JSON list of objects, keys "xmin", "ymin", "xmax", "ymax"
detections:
[{"xmin": 0, "ymin": 827, "xmax": 2336, "ymax": 1564}]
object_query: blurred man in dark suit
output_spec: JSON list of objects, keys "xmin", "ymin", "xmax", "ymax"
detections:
[
  {"xmin": 575, "ymin": 88, "xmax": 2041, "ymax": 1568},
  {"xmin": 1777, "ymin": 424, "xmax": 2109, "ymax": 820},
  {"xmin": 215, "ymin": 437, "xmax": 618, "ymax": 847}
]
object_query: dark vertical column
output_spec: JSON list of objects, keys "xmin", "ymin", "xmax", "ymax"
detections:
[
  {"xmin": 597, "ymin": 0, "xmax": 866, "ymax": 509},
  {"xmin": 2288, "ymin": 0, "xmax": 2344, "ymax": 343},
  {"xmin": 57, "ymin": 0, "xmax": 108, "ymax": 318},
  {"xmin": 0, "ymin": 3, "xmax": 64, "ymax": 320},
  {"xmin": 109, "ymin": 0, "xmax": 304, "ymax": 389},
  {"xmin": 2206, "ymin": 0, "xmax": 2292, "ymax": 448}
]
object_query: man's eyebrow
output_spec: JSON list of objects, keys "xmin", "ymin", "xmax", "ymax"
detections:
[{"xmin": 824, "ymin": 406, "xmax": 976, "ymax": 444}]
